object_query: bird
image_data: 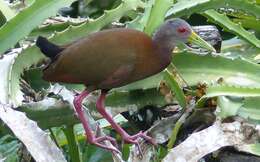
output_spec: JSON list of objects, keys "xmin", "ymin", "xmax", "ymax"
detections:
[{"xmin": 36, "ymin": 18, "xmax": 215, "ymax": 153}]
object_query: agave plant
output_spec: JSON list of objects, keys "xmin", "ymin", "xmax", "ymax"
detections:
[{"xmin": 0, "ymin": 0, "xmax": 260, "ymax": 162}]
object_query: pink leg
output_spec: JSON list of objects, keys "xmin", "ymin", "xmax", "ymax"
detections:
[
  {"xmin": 73, "ymin": 89, "xmax": 119, "ymax": 153},
  {"xmin": 96, "ymin": 90, "xmax": 156, "ymax": 148}
]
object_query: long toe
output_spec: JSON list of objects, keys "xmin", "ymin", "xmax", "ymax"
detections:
[
  {"xmin": 132, "ymin": 131, "xmax": 156, "ymax": 145},
  {"xmin": 89, "ymin": 136, "xmax": 120, "ymax": 153},
  {"xmin": 93, "ymin": 142, "xmax": 120, "ymax": 153},
  {"xmin": 95, "ymin": 136, "xmax": 118, "ymax": 148},
  {"xmin": 123, "ymin": 131, "xmax": 156, "ymax": 145},
  {"xmin": 121, "ymin": 131, "xmax": 155, "ymax": 156}
]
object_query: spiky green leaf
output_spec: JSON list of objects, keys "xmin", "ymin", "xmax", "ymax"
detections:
[
  {"xmin": 204, "ymin": 10, "xmax": 260, "ymax": 48},
  {"xmin": 173, "ymin": 52, "xmax": 260, "ymax": 87},
  {"xmin": 0, "ymin": 0, "xmax": 76, "ymax": 55},
  {"xmin": 9, "ymin": 0, "xmax": 143, "ymax": 106},
  {"xmin": 164, "ymin": 70, "xmax": 186, "ymax": 108}
]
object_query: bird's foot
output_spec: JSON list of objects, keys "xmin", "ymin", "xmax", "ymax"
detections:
[
  {"xmin": 122, "ymin": 131, "xmax": 156, "ymax": 155},
  {"xmin": 123, "ymin": 131, "xmax": 155, "ymax": 144},
  {"xmin": 73, "ymin": 90, "xmax": 120, "ymax": 153},
  {"xmin": 89, "ymin": 135, "xmax": 120, "ymax": 153}
]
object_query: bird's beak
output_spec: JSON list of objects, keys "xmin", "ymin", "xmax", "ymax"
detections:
[{"xmin": 188, "ymin": 31, "xmax": 216, "ymax": 52}]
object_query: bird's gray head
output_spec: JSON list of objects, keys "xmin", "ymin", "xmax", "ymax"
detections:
[
  {"xmin": 153, "ymin": 18, "xmax": 192, "ymax": 45},
  {"xmin": 153, "ymin": 18, "xmax": 216, "ymax": 52}
]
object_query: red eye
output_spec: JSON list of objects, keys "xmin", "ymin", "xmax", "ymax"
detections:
[{"xmin": 177, "ymin": 27, "xmax": 187, "ymax": 33}]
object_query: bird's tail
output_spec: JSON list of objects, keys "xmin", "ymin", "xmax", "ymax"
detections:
[{"xmin": 36, "ymin": 36, "xmax": 63, "ymax": 59}]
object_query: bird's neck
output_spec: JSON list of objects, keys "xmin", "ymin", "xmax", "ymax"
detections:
[
  {"xmin": 152, "ymin": 32, "xmax": 175, "ymax": 67},
  {"xmin": 153, "ymin": 36, "xmax": 175, "ymax": 51}
]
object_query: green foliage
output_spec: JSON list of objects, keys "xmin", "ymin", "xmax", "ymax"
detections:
[
  {"xmin": 167, "ymin": 0, "xmax": 260, "ymax": 18},
  {"xmin": 248, "ymin": 143, "xmax": 260, "ymax": 156},
  {"xmin": 9, "ymin": 0, "xmax": 144, "ymax": 106},
  {"xmin": 173, "ymin": 52, "xmax": 260, "ymax": 87},
  {"xmin": 29, "ymin": 19, "xmax": 85, "ymax": 38},
  {"xmin": 63, "ymin": 126, "xmax": 81, "ymax": 162},
  {"xmin": 144, "ymin": 0, "xmax": 172, "ymax": 35},
  {"xmin": 164, "ymin": 70, "xmax": 186, "ymax": 108},
  {"xmin": 204, "ymin": 85, "xmax": 260, "ymax": 98},
  {"xmin": 0, "ymin": 0, "xmax": 77, "ymax": 55},
  {"xmin": 19, "ymin": 88, "xmax": 165, "ymax": 129},
  {"xmin": 0, "ymin": 0, "xmax": 15, "ymax": 20},
  {"xmin": 0, "ymin": 135, "xmax": 20, "ymax": 162},
  {"xmin": 197, "ymin": 85, "xmax": 260, "ymax": 107},
  {"xmin": 0, "ymin": 11, "xmax": 6, "ymax": 27},
  {"xmin": 204, "ymin": 10, "xmax": 260, "ymax": 48},
  {"xmin": 217, "ymin": 96, "xmax": 260, "ymax": 123},
  {"xmin": 233, "ymin": 17, "xmax": 260, "ymax": 33},
  {"xmin": 1, "ymin": 0, "xmax": 260, "ymax": 161},
  {"xmin": 82, "ymin": 145, "xmax": 113, "ymax": 162}
]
